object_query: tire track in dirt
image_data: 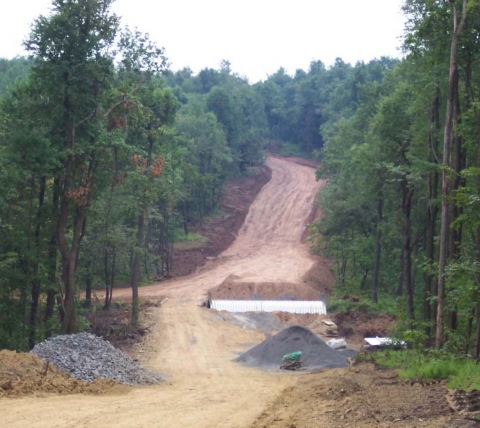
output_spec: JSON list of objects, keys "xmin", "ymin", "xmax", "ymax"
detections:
[{"xmin": 0, "ymin": 157, "xmax": 323, "ymax": 428}]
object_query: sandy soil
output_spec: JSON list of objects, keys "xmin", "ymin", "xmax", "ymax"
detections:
[
  {"xmin": 0, "ymin": 350, "xmax": 121, "ymax": 398},
  {"xmin": 250, "ymin": 363, "xmax": 475, "ymax": 428},
  {"xmin": 0, "ymin": 156, "xmax": 472, "ymax": 428},
  {"xmin": 171, "ymin": 165, "xmax": 272, "ymax": 277},
  {"xmin": 103, "ymin": 156, "xmax": 324, "ymax": 302},
  {"xmin": 0, "ymin": 157, "xmax": 323, "ymax": 427}
]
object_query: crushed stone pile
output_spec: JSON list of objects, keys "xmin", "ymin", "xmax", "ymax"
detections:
[
  {"xmin": 234, "ymin": 325, "xmax": 353, "ymax": 370},
  {"xmin": 0, "ymin": 350, "xmax": 118, "ymax": 398},
  {"xmin": 31, "ymin": 332, "xmax": 163, "ymax": 386}
]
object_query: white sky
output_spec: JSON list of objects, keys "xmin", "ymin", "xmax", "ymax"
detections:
[{"xmin": 0, "ymin": 0, "xmax": 406, "ymax": 82}]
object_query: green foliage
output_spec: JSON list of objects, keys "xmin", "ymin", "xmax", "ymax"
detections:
[
  {"xmin": 276, "ymin": 142, "xmax": 307, "ymax": 158},
  {"xmin": 0, "ymin": 58, "xmax": 32, "ymax": 96},
  {"xmin": 370, "ymin": 350, "xmax": 480, "ymax": 392},
  {"xmin": 328, "ymin": 297, "xmax": 393, "ymax": 316},
  {"xmin": 0, "ymin": 2, "xmax": 271, "ymax": 345},
  {"xmin": 173, "ymin": 230, "xmax": 207, "ymax": 243}
]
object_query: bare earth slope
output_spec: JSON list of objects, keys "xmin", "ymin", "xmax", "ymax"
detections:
[{"xmin": 0, "ymin": 157, "xmax": 323, "ymax": 428}]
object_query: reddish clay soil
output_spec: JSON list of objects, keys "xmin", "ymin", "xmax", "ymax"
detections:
[
  {"xmin": 332, "ymin": 310, "xmax": 396, "ymax": 343},
  {"xmin": 0, "ymin": 350, "xmax": 123, "ymax": 398},
  {"xmin": 251, "ymin": 362, "xmax": 476, "ymax": 428},
  {"xmin": 1, "ymin": 157, "xmax": 472, "ymax": 427},
  {"xmin": 104, "ymin": 157, "xmax": 328, "ymax": 302},
  {"xmin": 171, "ymin": 166, "xmax": 271, "ymax": 277},
  {"xmin": 209, "ymin": 275, "xmax": 323, "ymax": 301},
  {"xmin": 209, "ymin": 258, "xmax": 335, "ymax": 301}
]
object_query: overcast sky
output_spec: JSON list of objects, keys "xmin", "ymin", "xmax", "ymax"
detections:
[{"xmin": 0, "ymin": 0, "xmax": 406, "ymax": 82}]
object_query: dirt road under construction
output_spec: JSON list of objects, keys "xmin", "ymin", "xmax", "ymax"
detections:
[{"xmin": 0, "ymin": 157, "xmax": 324, "ymax": 428}]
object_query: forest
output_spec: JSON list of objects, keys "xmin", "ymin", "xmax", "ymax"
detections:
[{"xmin": 0, "ymin": 0, "xmax": 479, "ymax": 374}]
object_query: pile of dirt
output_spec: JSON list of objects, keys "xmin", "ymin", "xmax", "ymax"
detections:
[
  {"xmin": 251, "ymin": 363, "xmax": 467, "ymax": 428},
  {"xmin": 31, "ymin": 332, "xmax": 164, "ymax": 386},
  {"xmin": 302, "ymin": 260, "xmax": 335, "ymax": 295},
  {"xmin": 234, "ymin": 325, "xmax": 351, "ymax": 370},
  {"xmin": 172, "ymin": 166, "xmax": 271, "ymax": 277},
  {"xmin": 332, "ymin": 311, "xmax": 396, "ymax": 342},
  {"xmin": 210, "ymin": 274, "xmax": 322, "ymax": 300},
  {"xmin": 0, "ymin": 350, "xmax": 120, "ymax": 398}
]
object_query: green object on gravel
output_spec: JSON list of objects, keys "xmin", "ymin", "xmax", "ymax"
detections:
[{"xmin": 283, "ymin": 351, "xmax": 302, "ymax": 361}]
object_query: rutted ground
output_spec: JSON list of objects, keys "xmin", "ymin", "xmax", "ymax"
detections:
[
  {"xmin": 0, "ymin": 157, "xmax": 471, "ymax": 428},
  {"xmin": 0, "ymin": 157, "xmax": 324, "ymax": 428}
]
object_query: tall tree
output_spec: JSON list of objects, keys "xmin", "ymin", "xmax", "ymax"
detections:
[{"xmin": 436, "ymin": 0, "xmax": 468, "ymax": 349}]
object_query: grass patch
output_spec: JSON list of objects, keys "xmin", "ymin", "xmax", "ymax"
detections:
[
  {"xmin": 174, "ymin": 231, "xmax": 207, "ymax": 243},
  {"xmin": 327, "ymin": 292, "xmax": 399, "ymax": 316},
  {"xmin": 277, "ymin": 142, "xmax": 310, "ymax": 158},
  {"xmin": 368, "ymin": 349, "xmax": 480, "ymax": 391},
  {"xmin": 206, "ymin": 207, "xmax": 226, "ymax": 219},
  {"xmin": 173, "ymin": 229, "xmax": 208, "ymax": 250}
]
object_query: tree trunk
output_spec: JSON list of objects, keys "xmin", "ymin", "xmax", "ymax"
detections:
[
  {"xmin": 436, "ymin": 0, "xmax": 467, "ymax": 350},
  {"xmin": 130, "ymin": 209, "xmax": 145, "ymax": 325},
  {"xmin": 28, "ymin": 176, "xmax": 46, "ymax": 349},
  {"xmin": 182, "ymin": 201, "xmax": 189, "ymax": 235},
  {"xmin": 371, "ymin": 194, "xmax": 382, "ymax": 304},
  {"xmin": 473, "ymin": 112, "xmax": 480, "ymax": 358},
  {"xmin": 60, "ymin": 207, "xmax": 86, "ymax": 334},
  {"xmin": 85, "ymin": 267, "xmax": 92, "ymax": 308},
  {"xmin": 109, "ymin": 247, "xmax": 115, "ymax": 309},
  {"xmin": 450, "ymin": 71, "xmax": 464, "ymax": 260},
  {"xmin": 402, "ymin": 180, "xmax": 415, "ymax": 324},
  {"xmin": 104, "ymin": 248, "xmax": 111, "ymax": 309},
  {"xmin": 424, "ymin": 86, "xmax": 440, "ymax": 346},
  {"xmin": 130, "ymin": 137, "xmax": 154, "ymax": 324},
  {"xmin": 45, "ymin": 178, "xmax": 60, "ymax": 337},
  {"xmin": 397, "ymin": 247, "xmax": 404, "ymax": 297}
]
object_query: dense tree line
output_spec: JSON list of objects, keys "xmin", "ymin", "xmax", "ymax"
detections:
[
  {"xmin": 0, "ymin": 57, "xmax": 32, "ymax": 96},
  {"xmin": 313, "ymin": 0, "xmax": 480, "ymax": 355},
  {"xmin": 256, "ymin": 57, "xmax": 398, "ymax": 154},
  {"xmin": 3, "ymin": 0, "xmax": 479, "ymax": 360},
  {"xmin": 0, "ymin": 0, "xmax": 268, "ymax": 349}
]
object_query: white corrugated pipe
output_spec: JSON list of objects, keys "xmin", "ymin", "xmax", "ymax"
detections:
[{"xmin": 209, "ymin": 300, "xmax": 327, "ymax": 315}]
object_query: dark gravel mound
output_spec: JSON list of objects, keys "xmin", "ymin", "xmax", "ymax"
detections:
[
  {"xmin": 234, "ymin": 325, "xmax": 350, "ymax": 370},
  {"xmin": 31, "ymin": 332, "xmax": 163, "ymax": 386}
]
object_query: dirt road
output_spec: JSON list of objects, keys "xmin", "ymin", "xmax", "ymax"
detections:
[{"xmin": 0, "ymin": 157, "xmax": 322, "ymax": 428}]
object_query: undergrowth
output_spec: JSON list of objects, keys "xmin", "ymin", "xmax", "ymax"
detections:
[
  {"xmin": 277, "ymin": 142, "xmax": 309, "ymax": 158},
  {"xmin": 368, "ymin": 349, "xmax": 480, "ymax": 391},
  {"xmin": 327, "ymin": 292, "xmax": 399, "ymax": 316},
  {"xmin": 173, "ymin": 229, "xmax": 207, "ymax": 243}
]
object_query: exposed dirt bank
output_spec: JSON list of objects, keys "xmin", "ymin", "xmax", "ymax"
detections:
[
  {"xmin": 0, "ymin": 350, "xmax": 124, "ymax": 398},
  {"xmin": 209, "ymin": 274, "xmax": 323, "ymax": 301},
  {"xmin": 0, "ymin": 157, "xmax": 335, "ymax": 427},
  {"xmin": 172, "ymin": 166, "xmax": 272, "ymax": 277},
  {"xmin": 250, "ymin": 362, "xmax": 475, "ymax": 428}
]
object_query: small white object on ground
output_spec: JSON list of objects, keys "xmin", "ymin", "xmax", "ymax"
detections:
[
  {"xmin": 326, "ymin": 338, "xmax": 347, "ymax": 350},
  {"xmin": 364, "ymin": 337, "xmax": 406, "ymax": 348}
]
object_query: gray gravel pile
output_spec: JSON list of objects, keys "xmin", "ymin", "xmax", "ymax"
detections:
[
  {"xmin": 234, "ymin": 325, "xmax": 352, "ymax": 371},
  {"xmin": 31, "ymin": 332, "xmax": 163, "ymax": 386}
]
